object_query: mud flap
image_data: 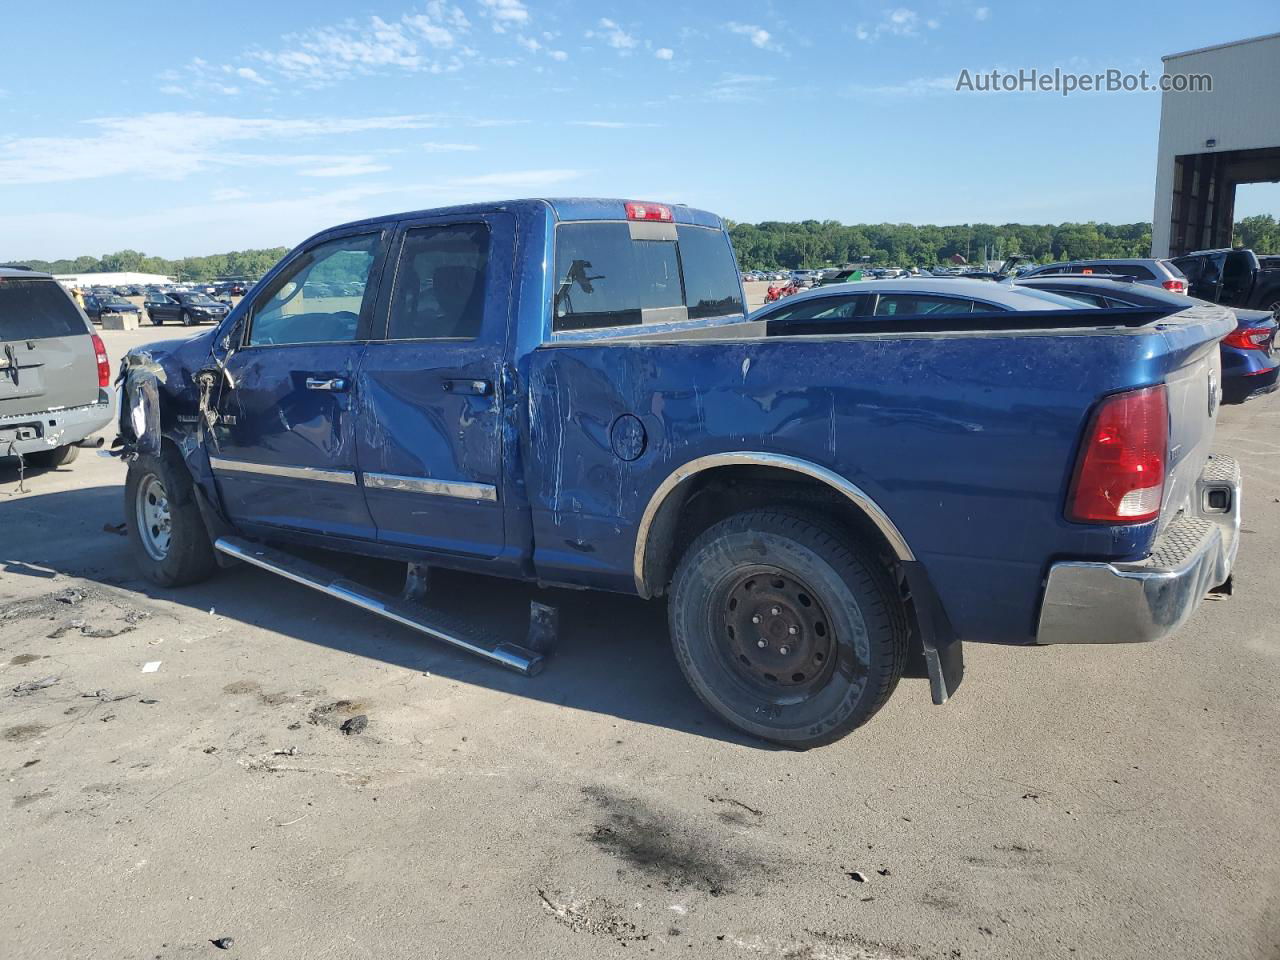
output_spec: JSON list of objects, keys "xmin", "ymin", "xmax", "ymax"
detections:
[{"xmin": 903, "ymin": 561, "xmax": 964, "ymax": 705}]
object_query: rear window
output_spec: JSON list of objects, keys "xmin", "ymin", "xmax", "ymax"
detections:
[
  {"xmin": 553, "ymin": 221, "xmax": 743, "ymax": 332},
  {"xmin": 0, "ymin": 279, "xmax": 86, "ymax": 340}
]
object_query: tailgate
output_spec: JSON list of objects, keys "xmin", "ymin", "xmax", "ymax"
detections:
[
  {"xmin": 0, "ymin": 278, "xmax": 99, "ymax": 417},
  {"xmin": 1158, "ymin": 302, "xmax": 1235, "ymax": 534}
]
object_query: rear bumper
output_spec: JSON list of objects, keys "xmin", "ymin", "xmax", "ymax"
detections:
[
  {"xmin": 1036, "ymin": 454, "xmax": 1241, "ymax": 644},
  {"xmin": 0, "ymin": 393, "xmax": 113, "ymax": 457}
]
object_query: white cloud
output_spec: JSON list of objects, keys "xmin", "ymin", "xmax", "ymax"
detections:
[
  {"xmin": 706, "ymin": 73, "xmax": 774, "ymax": 103},
  {"xmin": 655, "ymin": 47, "xmax": 674, "ymax": 61},
  {"xmin": 421, "ymin": 141, "xmax": 481, "ymax": 152},
  {"xmin": 587, "ymin": 18, "xmax": 637, "ymax": 52},
  {"xmin": 478, "ymin": 0, "xmax": 530, "ymax": 32},
  {"xmin": 726, "ymin": 22, "xmax": 777, "ymax": 51},
  {"xmin": 975, "ymin": 6, "xmax": 991, "ymax": 21},
  {"xmin": 211, "ymin": 188, "xmax": 250, "ymax": 202},
  {"xmin": 300, "ymin": 160, "xmax": 390, "ymax": 177},
  {"xmin": 0, "ymin": 113, "xmax": 450, "ymax": 186},
  {"xmin": 247, "ymin": 5, "xmax": 472, "ymax": 84},
  {"xmin": 855, "ymin": 8, "xmax": 930, "ymax": 41},
  {"xmin": 847, "ymin": 75, "xmax": 956, "ymax": 96},
  {"xmin": 549, "ymin": 49, "xmax": 569, "ymax": 61},
  {"xmin": 233, "ymin": 66, "xmax": 269, "ymax": 85}
]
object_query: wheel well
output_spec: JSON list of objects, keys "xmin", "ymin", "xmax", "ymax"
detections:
[{"xmin": 639, "ymin": 464, "xmax": 904, "ymax": 600}]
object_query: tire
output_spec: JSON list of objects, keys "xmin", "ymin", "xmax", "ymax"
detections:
[
  {"xmin": 147, "ymin": 309, "xmax": 162, "ymax": 326},
  {"xmin": 180, "ymin": 310, "xmax": 194, "ymax": 327},
  {"xmin": 24, "ymin": 444, "xmax": 80, "ymax": 469},
  {"xmin": 124, "ymin": 446, "xmax": 217, "ymax": 587},
  {"xmin": 668, "ymin": 509, "xmax": 908, "ymax": 749}
]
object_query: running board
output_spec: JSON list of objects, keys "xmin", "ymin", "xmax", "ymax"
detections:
[{"xmin": 213, "ymin": 537, "xmax": 545, "ymax": 677}]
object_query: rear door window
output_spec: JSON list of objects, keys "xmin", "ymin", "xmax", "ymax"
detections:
[
  {"xmin": 0, "ymin": 279, "xmax": 86, "ymax": 340},
  {"xmin": 386, "ymin": 223, "xmax": 490, "ymax": 340},
  {"xmin": 766, "ymin": 295, "xmax": 870, "ymax": 323}
]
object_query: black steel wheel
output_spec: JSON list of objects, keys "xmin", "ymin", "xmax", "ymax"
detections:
[{"xmin": 668, "ymin": 509, "xmax": 908, "ymax": 748}]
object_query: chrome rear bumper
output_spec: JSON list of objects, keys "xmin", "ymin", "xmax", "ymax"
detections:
[{"xmin": 1036, "ymin": 455, "xmax": 1240, "ymax": 644}]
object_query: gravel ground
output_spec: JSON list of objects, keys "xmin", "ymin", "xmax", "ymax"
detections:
[{"xmin": 0, "ymin": 322, "xmax": 1276, "ymax": 960}]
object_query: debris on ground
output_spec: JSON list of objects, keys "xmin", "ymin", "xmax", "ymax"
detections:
[
  {"xmin": 140, "ymin": 698, "xmax": 159, "ymax": 705},
  {"xmin": 210, "ymin": 937, "xmax": 235, "ymax": 950},
  {"xmin": 340, "ymin": 715, "xmax": 369, "ymax": 736},
  {"xmin": 142, "ymin": 661, "xmax": 161, "ymax": 673},
  {"xmin": 102, "ymin": 522, "xmax": 127, "ymax": 536},
  {"xmin": 11, "ymin": 676, "xmax": 60, "ymax": 697},
  {"xmin": 55, "ymin": 589, "xmax": 85, "ymax": 605},
  {"xmin": 82, "ymin": 689, "xmax": 135, "ymax": 702},
  {"xmin": 48, "ymin": 619, "xmax": 136, "ymax": 640},
  {"xmin": 846, "ymin": 871, "xmax": 868, "ymax": 883},
  {"xmin": 273, "ymin": 746, "xmax": 299, "ymax": 756}
]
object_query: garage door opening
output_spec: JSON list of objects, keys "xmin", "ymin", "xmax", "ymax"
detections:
[{"xmin": 1166, "ymin": 146, "xmax": 1280, "ymax": 256}]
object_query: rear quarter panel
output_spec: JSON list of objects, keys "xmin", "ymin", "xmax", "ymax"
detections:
[{"xmin": 525, "ymin": 319, "xmax": 1228, "ymax": 645}]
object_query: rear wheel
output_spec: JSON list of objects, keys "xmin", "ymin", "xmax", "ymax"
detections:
[
  {"xmin": 125, "ymin": 447, "xmax": 217, "ymax": 587},
  {"xmin": 24, "ymin": 444, "xmax": 80, "ymax": 469},
  {"xmin": 668, "ymin": 509, "xmax": 908, "ymax": 749},
  {"xmin": 180, "ymin": 310, "xmax": 194, "ymax": 327},
  {"xmin": 147, "ymin": 309, "xmax": 162, "ymax": 326}
]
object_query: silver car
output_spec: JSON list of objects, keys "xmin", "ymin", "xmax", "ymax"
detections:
[
  {"xmin": 1, "ymin": 267, "xmax": 113, "ymax": 468},
  {"xmin": 1018, "ymin": 258, "xmax": 1188, "ymax": 294}
]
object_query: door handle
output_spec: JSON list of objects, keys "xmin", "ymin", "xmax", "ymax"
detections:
[
  {"xmin": 441, "ymin": 378, "xmax": 492, "ymax": 396},
  {"xmin": 306, "ymin": 377, "xmax": 348, "ymax": 392}
]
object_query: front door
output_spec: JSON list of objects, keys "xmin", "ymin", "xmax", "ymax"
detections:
[
  {"xmin": 207, "ymin": 229, "xmax": 387, "ymax": 541},
  {"xmin": 355, "ymin": 214, "xmax": 514, "ymax": 558}
]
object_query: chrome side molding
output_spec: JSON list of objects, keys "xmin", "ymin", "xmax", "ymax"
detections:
[
  {"xmin": 364, "ymin": 472, "xmax": 498, "ymax": 502},
  {"xmin": 208, "ymin": 455, "xmax": 357, "ymax": 486}
]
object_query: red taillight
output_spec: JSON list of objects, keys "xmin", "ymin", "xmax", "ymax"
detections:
[
  {"xmin": 1068, "ymin": 385, "xmax": 1168, "ymax": 525},
  {"xmin": 1162, "ymin": 278, "xmax": 1188, "ymax": 294},
  {"xmin": 625, "ymin": 201, "xmax": 673, "ymax": 222},
  {"xmin": 1222, "ymin": 327, "xmax": 1271, "ymax": 350},
  {"xmin": 90, "ymin": 333, "xmax": 110, "ymax": 387}
]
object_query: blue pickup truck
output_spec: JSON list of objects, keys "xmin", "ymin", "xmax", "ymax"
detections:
[{"xmin": 113, "ymin": 198, "xmax": 1241, "ymax": 748}]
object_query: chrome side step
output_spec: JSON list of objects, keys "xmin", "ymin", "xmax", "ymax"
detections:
[{"xmin": 213, "ymin": 537, "xmax": 545, "ymax": 677}]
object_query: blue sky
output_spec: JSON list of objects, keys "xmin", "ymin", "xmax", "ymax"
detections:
[{"xmin": 1, "ymin": 0, "xmax": 1277, "ymax": 258}]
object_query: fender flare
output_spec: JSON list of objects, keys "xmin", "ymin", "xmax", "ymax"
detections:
[{"xmin": 631, "ymin": 452, "xmax": 916, "ymax": 598}]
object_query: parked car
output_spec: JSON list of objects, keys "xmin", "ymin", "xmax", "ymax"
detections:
[
  {"xmin": 0, "ymin": 266, "xmax": 113, "ymax": 468},
  {"xmin": 1015, "ymin": 274, "xmax": 1278, "ymax": 403},
  {"xmin": 82, "ymin": 294, "xmax": 141, "ymax": 323},
  {"xmin": 1019, "ymin": 258, "xmax": 1189, "ymax": 294},
  {"xmin": 113, "ymin": 198, "xmax": 1240, "ymax": 748},
  {"xmin": 1169, "ymin": 248, "xmax": 1280, "ymax": 318},
  {"xmin": 143, "ymin": 292, "xmax": 231, "ymax": 326}
]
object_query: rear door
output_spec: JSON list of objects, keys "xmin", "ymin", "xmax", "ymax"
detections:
[
  {"xmin": 0, "ymin": 276, "xmax": 97, "ymax": 419},
  {"xmin": 355, "ymin": 213, "xmax": 514, "ymax": 557},
  {"xmin": 207, "ymin": 229, "xmax": 387, "ymax": 540}
]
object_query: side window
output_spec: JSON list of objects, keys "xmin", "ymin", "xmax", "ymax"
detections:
[
  {"xmin": 1117, "ymin": 264, "xmax": 1155, "ymax": 280},
  {"xmin": 554, "ymin": 222, "xmax": 682, "ymax": 331},
  {"xmin": 676, "ymin": 225, "xmax": 745, "ymax": 319},
  {"xmin": 248, "ymin": 234, "xmax": 378, "ymax": 346},
  {"xmin": 767, "ymin": 296, "xmax": 869, "ymax": 323},
  {"xmin": 873, "ymin": 294, "xmax": 984, "ymax": 316},
  {"xmin": 1172, "ymin": 257, "xmax": 1201, "ymax": 282},
  {"xmin": 387, "ymin": 223, "xmax": 490, "ymax": 340}
]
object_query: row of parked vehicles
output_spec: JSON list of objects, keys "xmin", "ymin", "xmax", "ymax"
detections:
[{"xmin": 4, "ymin": 200, "xmax": 1269, "ymax": 746}]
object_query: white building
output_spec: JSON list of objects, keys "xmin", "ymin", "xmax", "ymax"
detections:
[
  {"xmin": 53, "ymin": 271, "xmax": 173, "ymax": 288},
  {"xmin": 1151, "ymin": 32, "xmax": 1280, "ymax": 257}
]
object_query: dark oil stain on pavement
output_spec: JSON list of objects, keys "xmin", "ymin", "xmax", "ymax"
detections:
[
  {"xmin": 580, "ymin": 785, "xmax": 777, "ymax": 895},
  {"xmin": 3, "ymin": 723, "xmax": 48, "ymax": 743}
]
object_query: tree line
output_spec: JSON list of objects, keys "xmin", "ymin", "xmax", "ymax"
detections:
[
  {"xmin": 13, "ymin": 247, "xmax": 290, "ymax": 282},
  {"xmin": 727, "ymin": 213, "xmax": 1279, "ymax": 269},
  {"xmin": 9, "ymin": 214, "xmax": 1277, "ymax": 278}
]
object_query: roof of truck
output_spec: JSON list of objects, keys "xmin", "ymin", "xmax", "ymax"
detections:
[
  {"xmin": 0, "ymin": 265, "xmax": 52, "ymax": 279},
  {"xmin": 317, "ymin": 197, "xmax": 723, "ymax": 240}
]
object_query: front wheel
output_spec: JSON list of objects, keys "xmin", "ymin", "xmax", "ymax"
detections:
[
  {"xmin": 180, "ymin": 310, "xmax": 194, "ymax": 327},
  {"xmin": 147, "ymin": 309, "xmax": 162, "ymax": 326},
  {"xmin": 124, "ymin": 448, "xmax": 217, "ymax": 587},
  {"xmin": 668, "ymin": 509, "xmax": 908, "ymax": 748}
]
